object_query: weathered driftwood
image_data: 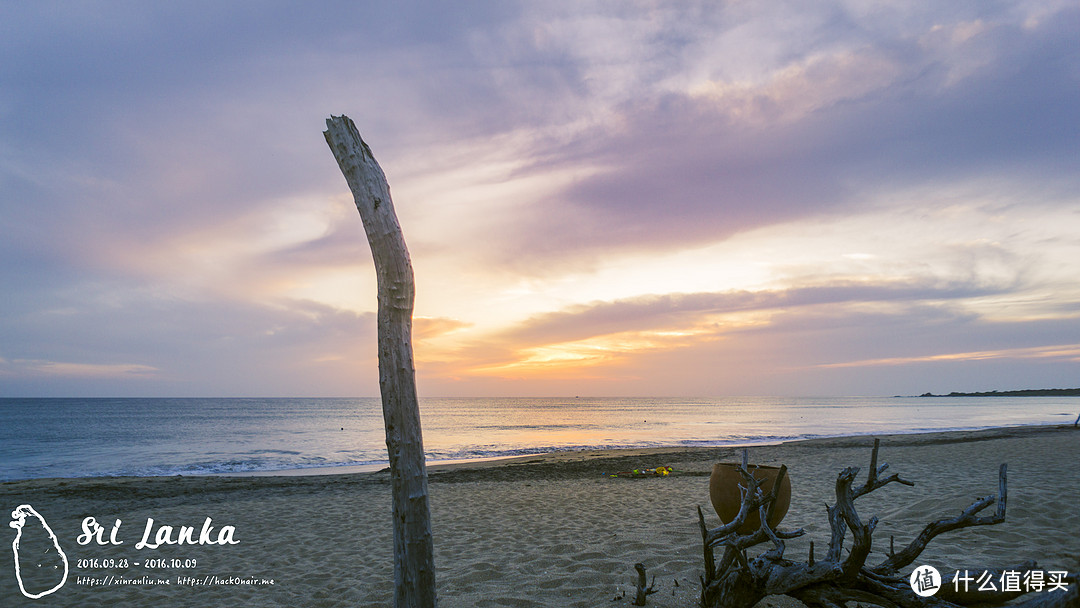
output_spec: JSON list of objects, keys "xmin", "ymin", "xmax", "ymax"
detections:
[
  {"xmin": 699, "ymin": 439, "xmax": 1078, "ymax": 608},
  {"xmin": 324, "ymin": 115, "xmax": 436, "ymax": 608},
  {"xmin": 633, "ymin": 562, "xmax": 659, "ymax": 605}
]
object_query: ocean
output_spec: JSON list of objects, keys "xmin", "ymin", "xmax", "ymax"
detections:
[{"xmin": 1, "ymin": 396, "xmax": 1076, "ymax": 481}]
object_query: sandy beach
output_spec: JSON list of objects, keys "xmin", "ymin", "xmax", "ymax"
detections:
[{"xmin": 2, "ymin": 424, "xmax": 1077, "ymax": 607}]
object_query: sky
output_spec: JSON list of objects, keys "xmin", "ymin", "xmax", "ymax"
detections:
[{"xmin": 1, "ymin": 1, "xmax": 1078, "ymax": 398}]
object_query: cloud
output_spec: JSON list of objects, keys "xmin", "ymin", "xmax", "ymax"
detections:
[
  {"xmin": 0, "ymin": 360, "xmax": 159, "ymax": 379},
  {"xmin": 494, "ymin": 281, "xmax": 987, "ymax": 348},
  {"xmin": 815, "ymin": 343, "xmax": 1080, "ymax": 369},
  {"xmin": 414, "ymin": 317, "xmax": 472, "ymax": 341},
  {"xmin": 425, "ymin": 294, "xmax": 1080, "ymax": 396},
  {"xmin": 412, "ymin": 237, "xmax": 1080, "ymax": 393},
  {"xmin": 420, "ymin": 280, "xmax": 991, "ymax": 384},
  {"xmin": 0, "ymin": 288, "xmax": 379, "ymax": 396},
  {"xmin": 475, "ymin": 3, "xmax": 1080, "ymax": 269},
  {"xmin": 2, "ymin": 2, "xmax": 1078, "ymax": 397},
  {"xmin": 603, "ymin": 317, "xmax": 1080, "ymax": 397}
]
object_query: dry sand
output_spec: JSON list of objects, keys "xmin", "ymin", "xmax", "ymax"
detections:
[{"xmin": 2, "ymin": 425, "xmax": 1077, "ymax": 607}]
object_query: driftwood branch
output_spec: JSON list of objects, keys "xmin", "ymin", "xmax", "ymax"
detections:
[
  {"xmin": 697, "ymin": 440, "xmax": 1068, "ymax": 608},
  {"xmin": 633, "ymin": 563, "xmax": 658, "ymax": 605},
  {"xmin": 1012, "ymin": 583, "xmax": 1078, "ymax": 608},
  {"xmin": 873, "ymin": 463, "xmax": 1006, "ymax": 575},
  {"xmin": 324, "ymin": 115, "xmax": 435, "ymax": 608},
  {"xmin": 856, "ymin": 439, "xmax": 915, "ymax": 499}
]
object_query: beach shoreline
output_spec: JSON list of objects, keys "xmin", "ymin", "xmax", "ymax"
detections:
[
  {"xmin": 208, "ymin": 420, "xmax": 1079, "ymax": 479},
  {"xmin": 2, "ymin": 424, "xmax": 1077, "ymax": 607}
]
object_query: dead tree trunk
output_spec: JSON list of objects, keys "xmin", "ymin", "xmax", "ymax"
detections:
[{"xmin": 324, "ymin": 115, "xmax": 436, "ymax": 608}]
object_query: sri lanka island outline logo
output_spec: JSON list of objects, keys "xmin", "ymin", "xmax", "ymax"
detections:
[{"xmin": 10, "ymin": 505, "xmax": 69, "ymax": 599}]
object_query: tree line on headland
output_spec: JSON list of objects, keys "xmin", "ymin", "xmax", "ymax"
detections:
[{"xmin": 918, "ymin": 388, "xmax": 1080, "ymax": 397}]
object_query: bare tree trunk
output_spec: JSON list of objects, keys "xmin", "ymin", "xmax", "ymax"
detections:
[{"xmin": 324, "ymin": 115, "xmax": 436, "ymax": 608}]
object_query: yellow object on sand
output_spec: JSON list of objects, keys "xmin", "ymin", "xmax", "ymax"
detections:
[{"xmin": 608, "ymin": 466, "xmax": 674, "ymax": 478}]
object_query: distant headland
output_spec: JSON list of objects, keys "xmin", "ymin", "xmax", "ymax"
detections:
[{"xmin": 917, "ymin": 388, "xmax": 1080, "ymax": 397}]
